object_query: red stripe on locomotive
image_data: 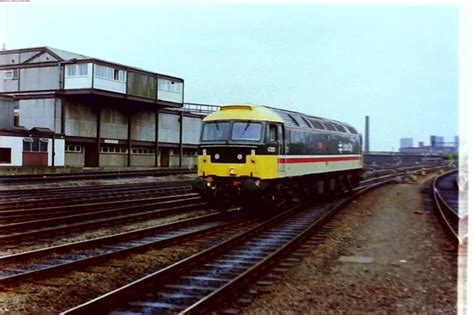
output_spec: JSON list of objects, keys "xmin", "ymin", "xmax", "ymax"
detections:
[{"xmin": 278, "ymin": 156, "xmax": 361, "ymax": 164}]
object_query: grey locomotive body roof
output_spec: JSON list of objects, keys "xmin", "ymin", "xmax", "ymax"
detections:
[{"xmin": 267, "ymin": 106, "xmax": 359, "ymax": 136}]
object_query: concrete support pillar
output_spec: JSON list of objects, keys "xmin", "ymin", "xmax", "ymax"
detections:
[
  {"xmin": 96, "ymin": 107, "xmax": 101, "ymax": 167},
  {"xmin": 60, "ymin": 96, "xmax": 65, "ymax": 134},
  {"xmin": 127, "ymin": 110, "xmax": 132, "ymax": 167},
  {"xmin": 155, "ymin": 109, "xmax": 159, "ymax": 167},
  {"xmin": 179, "ymin": 111, "xmax": 183, "ymax": 168},
  {"xmin": 364, "ymin": 115, "xmax": 370, "ymax": 153}
]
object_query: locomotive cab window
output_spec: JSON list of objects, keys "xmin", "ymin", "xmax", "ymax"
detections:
[
  {"xmin": 231, "ymin": 122, "xmax": 262, "ymax": 141},
  {"xmin": 201, "ymin": 122, "xmax": 231, "ymax": 141},
  {"xmin": 268, "ymin": 124, "xmax": 278, "ymax": 142}
]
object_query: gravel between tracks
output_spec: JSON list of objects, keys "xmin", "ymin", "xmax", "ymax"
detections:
[
  {"xmin": 244, "ymin": 175, "xmax": 457, "ymax": 314},
  {"xmin": 0, "ymin": 246, "xmax": 200, "ymax": 314},
  {"xmin": 0, "ymin": 216, "xmax": 250, "ymax": 314},
  {"xmin": 0, "ymin": 174, "xmax": 195, "ymax": 191},
  {"xmin": 0, "ymin": 208, "xmax": 214, "ymax": 256}
]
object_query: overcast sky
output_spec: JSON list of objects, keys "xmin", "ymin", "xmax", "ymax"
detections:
[{"xmin": 0, "ymin": 3, "xmax": 459, "ymax": 151}]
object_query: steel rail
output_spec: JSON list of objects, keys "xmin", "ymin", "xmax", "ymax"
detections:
[
  {"xmin": 0, "ymin": 180, "xmax": 192, "ymax": 202},
  {"xmin": 432, "ymin": 169, "xmax": 464, "ymax": 245},
  {"xmin": 0, "ymin": 194, "xmax": 200, "ymax": 231},
  {"xmin": 0, "ymin": 200, "xmax": 205, "ymax": 245},
  {"xmin": 0, "ymin": 168, "xmax": 193, "ymax": 185},
  {"xmin": 0, "ymin": 192, "xmax": 197, "ymax": 223},
  {"xmin": 0, "ymin": 185, "xmax": 191, "ymax": 212}
]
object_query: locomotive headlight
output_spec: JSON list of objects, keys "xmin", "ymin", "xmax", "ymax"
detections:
[
  {"xmin": 202, "ymin": 149, "xmax": 207, "ymax": 155},
  {"xmin": 251, "ymin": 149, "xmax": 255, "ymax": 156},
  {"xmin": 214, "ymin": 153, "xmax": 220, "ymax": 160},
  {"xmin": 237, "ymin": 154, "xmax": 243, "ymax": 160}
]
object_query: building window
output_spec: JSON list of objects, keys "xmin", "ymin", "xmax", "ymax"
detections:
[
  {"xmin": 100, "ymin": 146, "xmax": 128, "ymax": 154},
  {"xmin": 95, "ymin": 65, "xmax": 125, "ymax": 82},
  {"xmin": 66, "ymin": 64, "xmax": 88, "ymax": 77},
  {"xmin": 131, "ymin": 148, "xmax": 156, "ymax": 155},
  {"xmin": 23, "ymin": 138, "xmax": 33, "ymax": 151},
  {"xmin": 40, "ymin": 139, "xmax": 48, "ymax": 152},
  {"xmin": 0, "ymin": 148, "xmax": 12, "ymax": 163},
  {"xmin": 181, "ymin": 149, "xmax": 197, "ymax": 156},
  {"xmin": 170, "ymin": 81, "xmax": 182, "ymax": 93},
  {"xmin": 158, "ymin": 79, "xmax": 182, "ymax": 93},
  {"xmin": 23, "ymin": 138, "xmax": 48, "ymax": 152},
  {"xmin": 66, "ymin": 65, "xmax": 75, "ymax": 76},
  {"xmin": 78, "ymin": 64, "xmax": 88, "ymax": 76},
  {"xmin": 65, "ymin": 145, "xmax": 82, "ymax": 153},
  {"xmin": 4, "ymin": 69, "xmax": 19, "ymax": 80}
]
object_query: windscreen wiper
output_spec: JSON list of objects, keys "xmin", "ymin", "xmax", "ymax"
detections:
[{"xmin": 243, "ymin": 121, "xmax": 251, "ymax": 134}]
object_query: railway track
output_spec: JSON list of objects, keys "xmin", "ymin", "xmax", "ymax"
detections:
[
  {"xmin": 0, "ymin": 211, "xmax": 258, "ymax": 286},
  {"xmin": 0, "ymin": 190, "xmax": 194, "ymax": 224},
  {"xmin": 61, "ymin": 169, "xmax": 428, "ymax": 314},
  {"xmin": 0, "ymin": 168, "xmax": 193, "ymax": 185},
  {"xmin": 0, "ymin": 165, "xmax": 449, "ymax": 314},
  {"xmin": 0, "ymin": 194, "xmax": 205, "ymax": 246},
  {"xmin": 0, "ymin": 180, "xmax": 192, "ymax": 206},
  {"xmin": 432, "ymin": 169, "xmax": 466, "ymax": 245}
]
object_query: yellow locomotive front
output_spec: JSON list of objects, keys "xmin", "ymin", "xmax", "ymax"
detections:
[{"xmin": 192, "ymin": 104, "xmax": 284, "ymax": 208}]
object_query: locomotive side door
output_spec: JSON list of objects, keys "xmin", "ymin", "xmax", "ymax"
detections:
[
  {"xmin": 268, "ymin": 123, "xmax": 285, "ymax": 175},
  {"xmin": 267, "ymin": 123, "xmax": 283, "ymax": 155}
]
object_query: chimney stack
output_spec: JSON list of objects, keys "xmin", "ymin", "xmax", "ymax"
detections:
[
  {"xmin": 1, "ymin": 43, "xmax": 6, "ymax": 51},
  {"xmin": 364, "ymin": 115, "xmax": 370, "ymax": 153}
]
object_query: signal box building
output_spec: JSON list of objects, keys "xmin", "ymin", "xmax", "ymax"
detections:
[{"xmin": 0, "ymin": 46, "xmax": 204, "ymax": 168}]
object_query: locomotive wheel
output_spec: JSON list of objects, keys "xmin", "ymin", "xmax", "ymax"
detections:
[
  {"xmin": 350, "ymin": 173, "xmax": 361, "ymax": 188},
  {"xmin": 261, "ymin": 187, "xmax": 281, "ymax": 212},
  {"xmin": 337, "ymin": 175, "xmax": 350, "ymax": 193},
  {"xmin": 215, "ymin": 188, "xmax": 231, "ymax": 212}
]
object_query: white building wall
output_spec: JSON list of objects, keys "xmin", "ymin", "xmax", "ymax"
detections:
[
  {"xmin": 158, "ymin": 90, "xmax": 182, "ymax": 103},
  {"xmin": 0, "ymin": 136, "xmax": 23, "ymax": 166},
  {"xmin": 20, "ymin": 51, "xmax": 40, "ymax": 63},
  {"xmin": 64, "ymin": 63, "xmax": 93, "ymax": 89},
  {"xmin": 0, "ymin": 70, "xmax": 19, "ymax": 92},
  {"xmin": 48, "ymin": 138, "xmax": 65, "ymax": 166},
  {"xmin": 0, "ymin": 53, "xmax": 20, "ymax": 65},
  {"xmin": 0, "ymin": 136, "xmax": 65, "ymax": 167},
  {"xmin": 94, "ymin": 77, "xmax": 126, "ymax": 94},
  {"xmin": 157, "ymin": 79, "xmax": 183, "ymax": 104},
  {"xmin": 27, "ymin": 52, "xmax": 58, "ymax": 63}
]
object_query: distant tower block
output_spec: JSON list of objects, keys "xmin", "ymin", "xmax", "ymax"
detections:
[{"xmin": 364, "ymin": 115, "xmax": 370, "ymax": 153}]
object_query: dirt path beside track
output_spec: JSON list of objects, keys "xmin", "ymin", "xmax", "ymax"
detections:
[{"xmin": 244, "ymin": 176, "xmax": 458, "ymax": 314}]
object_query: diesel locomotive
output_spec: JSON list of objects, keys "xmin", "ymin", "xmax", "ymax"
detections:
[{"xmin": 192, "ymin": 104, "xmax": 363, "ymax": 209}]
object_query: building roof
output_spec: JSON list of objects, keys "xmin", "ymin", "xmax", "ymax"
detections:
[
  {"xmin": 0, "ymin": 46, "xmax": 179, "ymax": 80},
  {"xmin": 46, "ymin": 46, "xmax": 91, "ymax": 60}
]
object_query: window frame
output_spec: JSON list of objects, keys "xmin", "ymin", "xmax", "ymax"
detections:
[
  {"xmin": 0, "ymin": 147, "xmax": 12, "ymax": 164},
  {"xmin": 231, "ymin": 122, "xmax": 263, "ymax": 142},
  {"xmin": 95, "ymin": 64, "xmax": 126, "ymax": 82},
  {"xmin": 4, "ymin": 69, "xmax": 19, "ymax": 80},
  {"xmin": 200, "ymin": 122, "xmax": 231, "ymax": 142}
]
